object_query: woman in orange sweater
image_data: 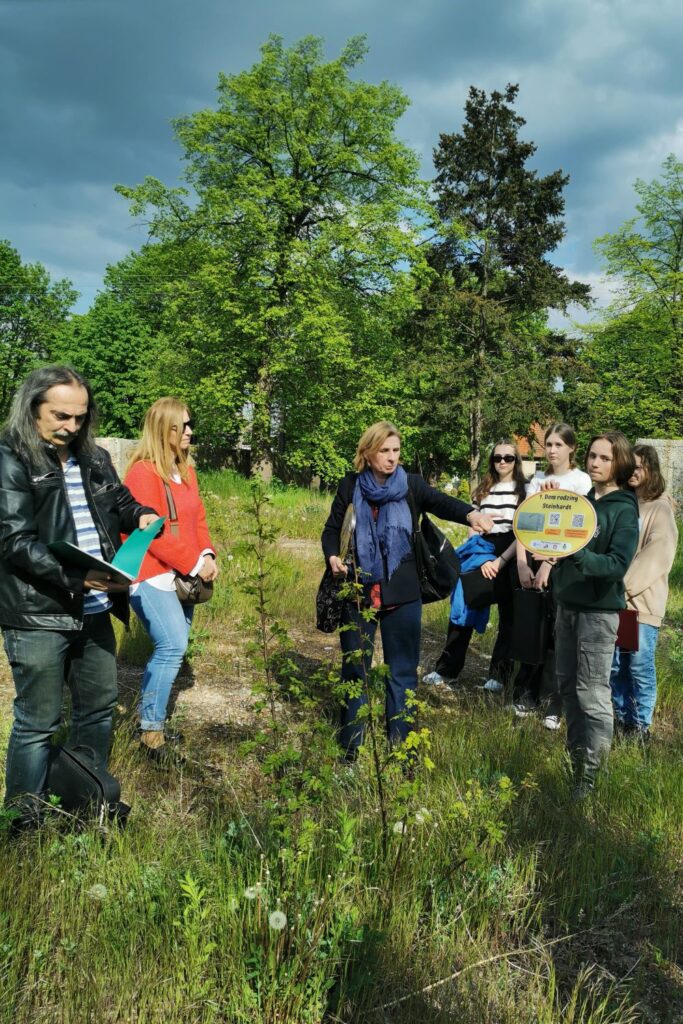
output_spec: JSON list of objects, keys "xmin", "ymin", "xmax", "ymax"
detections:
[{"xmin": 124, "ymin": 398, "xmax": 219, "ymax": 757}]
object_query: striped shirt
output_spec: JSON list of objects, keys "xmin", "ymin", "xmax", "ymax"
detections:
[
  {"xmin": 474, "ymin": 481, "xmax": 521, "ymax": 534},
  {"xmin": 63, "ymin": 455, "xmax": 111, "ymax": 615}
]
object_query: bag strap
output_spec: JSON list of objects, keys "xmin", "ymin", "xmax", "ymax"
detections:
[
  {"xmin": 163, "ymin": 481, "xmax": 180, "ymax": 537},
  {"xmin": 406, "ymin": 487, "xmax": 420, "ymax": 536}
]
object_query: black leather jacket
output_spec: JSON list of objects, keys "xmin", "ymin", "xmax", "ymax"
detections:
[{"xmin": 0, "ymin": 439, "xmax": 156, "ymax": 630}]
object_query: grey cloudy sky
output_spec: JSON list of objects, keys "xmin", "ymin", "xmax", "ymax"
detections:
[{"xmin": 1, "ymin": 0, "xmax": 682, "ymax": 316}]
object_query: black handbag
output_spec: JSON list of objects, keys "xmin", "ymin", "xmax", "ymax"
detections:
[
  {"xmin": 460, "ymin": 558, "xmax": 514, "ymax": 609},
  {"xmin": 510, "ymin": 588, "xmax": 551, "ymax": 664},
  {"xmin": 407, "ymin": 491, "xmax": 461, "ymax": 604},
  {"xmin": 315, "ymin": 567, "xmax": 345, "ymax": 633},
  {"xmin": 47, "ymin": 745, "xmax": 130, "ymax": 826},
  {"xmin": 163, "ymin": 482, "xmax": 213, "ymax": 605}
]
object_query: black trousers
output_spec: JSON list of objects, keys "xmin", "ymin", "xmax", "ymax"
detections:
[{"xmin": 435, "ymin": 593, "xmax": 515, "ymax": 686}]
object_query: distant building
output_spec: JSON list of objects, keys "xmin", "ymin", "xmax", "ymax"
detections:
[{"xmin": 514, "ymin": 422, "xmax": 545, "ymax": 479}]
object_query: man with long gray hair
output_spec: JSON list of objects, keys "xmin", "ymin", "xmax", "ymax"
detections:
[{"xmin": 0, "ymin": 366, "xmax": 159, "ymax": 832}]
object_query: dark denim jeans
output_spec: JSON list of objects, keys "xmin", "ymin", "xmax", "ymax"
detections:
[
  {"xmin": 3, "ymin": 613, "xmax": 118, "ymax": 804},
  {"xmin": 339, "ymin": 599, "xmax": 421, "ymax": 755},
  {"xmin": 610, "ymin": 623, "xmax": 659, "ymax": 729}
]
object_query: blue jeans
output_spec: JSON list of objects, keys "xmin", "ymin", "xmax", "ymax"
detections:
[
  {"xmin": 339, "ymin": 599, "xmax": 421, "ymax": 755},
  {"xmin": 610, "ymin": 623, "xmax": 659, "ymax": 729},
  {"xmin": 130, "ymin": 583, "xmax": 194, "ymax": 730},
  {"xmin": 3, "ymin": 613, "xmax": 118, "ymax": 804}
]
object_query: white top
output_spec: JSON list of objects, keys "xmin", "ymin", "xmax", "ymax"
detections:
[
  {"xmin": 474, "ymin": 481, "xmax": 521, "ymax": 534},
  {"xmin": 525, "ymin": 467, "xmax": 592, "ymax": 497}
]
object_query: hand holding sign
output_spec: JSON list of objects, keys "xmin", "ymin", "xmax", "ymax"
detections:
[{"xmin": 513, "ymin": 490, "xmax": 596, "ymax": 558}]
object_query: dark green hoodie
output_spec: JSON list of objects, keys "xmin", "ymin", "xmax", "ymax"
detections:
[{"xmin": 553, "ymin": 488, "xmax": 639, "ymax": 612}]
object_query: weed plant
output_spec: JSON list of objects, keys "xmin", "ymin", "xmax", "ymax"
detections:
[{"xmin": 0, "ymin": 473, "xmax": 681, "ymax": 1022}]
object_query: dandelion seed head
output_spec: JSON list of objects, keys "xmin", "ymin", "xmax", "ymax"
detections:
[
  {"xmin": 86, "ymin": 884, "xmax": 108, "ymax": 901},
  {"xmin": 414, "ymin": 807, "xmax": 431, "ymax": 825},
  {"xmin": 393, "ymin": 821, "xmax": 407, "ymax": 835},
  {"xmin": 268, "ymin": 910, "xmax": 287, "ymax": 931},
  {"xmin": 244, "ymin": 882, "xmax": 264, "ymax": 900}
]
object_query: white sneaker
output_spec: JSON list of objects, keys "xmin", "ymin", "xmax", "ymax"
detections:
[
  {"xmin": 423, "ymin": 671, "xmax": 445, "ymax": 686},
  {"xmin": 483, "ymin": 678, "xmax": 504, "ymax": 693},
  {"xmin": 543, "ymin": 715, "xmax": 561, "ymax": 731}
]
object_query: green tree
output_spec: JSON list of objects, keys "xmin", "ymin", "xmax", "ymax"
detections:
[
  {"xmin": 115, "ymin": 35, "xmax": 427, "ymax": 481},
  {"xmin": 412, "ymin": 85, "xmax": 590, "ymax": 484},
  {"xmin": 0, "ymin": 240, "xmax": 76, "ymax": 417},
  {"xmin": 564, "ymin": 154, "xmax": 683, "ymax": 440},
  {"xmin": 51, "ymin": 291, "xmax": 155, "ymax": 436}
]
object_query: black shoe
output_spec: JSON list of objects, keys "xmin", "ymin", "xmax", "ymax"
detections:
[{"xmin": 140, "ymin": 742, "xmax": 186, "ymax": 769}]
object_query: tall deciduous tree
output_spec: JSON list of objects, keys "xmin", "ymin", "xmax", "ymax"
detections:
[
  {"xmin": 115, "ymin": 35, "xmax": 426, "ymax": 481},
  {"xmin": 0, "ymin": 240, "xmax": 76, "ymax": 417},
  {"xmin": 565, "ymin": 154, "xmax": 683, "ymax": 441},
  {"xmin": 51, "ymin": 292, "xmax": 155, "ymax": 436},
  {"xmin": 415, "ymin": 85, "xmax": 590, "ymax": 484}
]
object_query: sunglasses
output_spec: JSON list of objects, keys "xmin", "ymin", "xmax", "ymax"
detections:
[
  {"xmin": 493, "ymin": 454, "xmax": 516, "ymax": 464},
  {"xmin": 171, "ymin": 420, "xmax": 194, "ymax": 433}
]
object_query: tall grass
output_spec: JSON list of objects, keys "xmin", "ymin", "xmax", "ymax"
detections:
[{"xmin": 0, "ymin": 474, "xmax": 681, "ymax": 1023}]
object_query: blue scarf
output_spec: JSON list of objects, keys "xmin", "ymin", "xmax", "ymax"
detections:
[{"xmin": 353, "ymin": 466, "xmax": 412, "ymax": 584}]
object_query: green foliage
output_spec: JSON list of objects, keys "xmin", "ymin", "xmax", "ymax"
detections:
[
  {"xmin": 1, "ymin": 475, "xmax": 683, "ymax": 1021},
  {"xmin": 50, "ymin": 291, "xmax": 155, "ymax": 435},
  {"xmin": 564, "ymin": 154, "xmax": 683, "ymax": 441},
  {"xmin": 0, "ymin": 239, "xmax": 76, "ymax": 419},
  {"xmin": 410, "ymin": 85, "xmax": 590, "ymax": 482},
  {"xmin": 114, "ymin": 35, "xmax": 428, "ymax": 482}
]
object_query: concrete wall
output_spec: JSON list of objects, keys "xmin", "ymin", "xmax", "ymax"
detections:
[
  {"xmin": 636, "ymin": 438, "xmax": 683, "ymax": 509},
  {"xmin": 96, "ymin": 437, "xmax": 136, "ymax": 478}
]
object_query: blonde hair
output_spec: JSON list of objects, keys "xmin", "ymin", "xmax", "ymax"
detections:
[
  {"xmin": 126, "ymin": 397, "xmax": 191, "ymax": 483},
  {"xmin": 353, "ymin": 421, "xmax": 401, "ymax": 472}
]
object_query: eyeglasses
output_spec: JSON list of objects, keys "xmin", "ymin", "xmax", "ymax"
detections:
[
  {"xmin": 171, "ymin": 420, "xmax": 194, "ymax": 432},
  {"xmin": 493, "ymin": 454, "xmax": 515, "ymax": 464}
]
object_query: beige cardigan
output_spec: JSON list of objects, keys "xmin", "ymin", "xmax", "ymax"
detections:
[{"xmin": 624, "ymin": 495, "xmax": 679, "ymax": 627}]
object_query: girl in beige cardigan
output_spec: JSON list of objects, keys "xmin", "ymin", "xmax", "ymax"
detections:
[{"xmin": 611, "ymin": 444, "xmax": 678, "ymax": 735}]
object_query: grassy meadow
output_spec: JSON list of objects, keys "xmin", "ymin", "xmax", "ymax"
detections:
[{"xmin": 1, "ymin": 470, "xmax": 682, "ymax": 1023}]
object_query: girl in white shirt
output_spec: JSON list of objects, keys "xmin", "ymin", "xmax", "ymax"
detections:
[{"xmin": 513, "ymin": 422, "xmax": 591, "ymax": 726}]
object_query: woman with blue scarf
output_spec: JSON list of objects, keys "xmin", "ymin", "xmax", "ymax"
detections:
[{"xmin": 321, "ymin": 421, "xmax": 495, "ymax": 760}]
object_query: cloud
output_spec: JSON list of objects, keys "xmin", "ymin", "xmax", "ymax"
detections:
[{"xmin": 1, "ymin": 0, "xmax": 681, "ymax": 311}]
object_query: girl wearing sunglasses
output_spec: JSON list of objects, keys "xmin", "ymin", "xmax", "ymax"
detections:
[{"xmin": 424, "ymin": 440, "xmax": 526, "ymax": 691}]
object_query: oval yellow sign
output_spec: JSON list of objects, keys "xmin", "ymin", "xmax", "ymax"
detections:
[{"xmin": 513, "ymin": 488, "xmax": 596, "ymax": 558}]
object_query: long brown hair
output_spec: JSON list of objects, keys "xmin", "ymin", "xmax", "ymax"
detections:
[
  {"xmin": 543, "ymin": 422, "xmax": 578, "ymax": 473},
  {"xmin": 632, "ymin": 444, "xmax": 666, "ymax": 501},
  {"xmin": 126, "ymin": 397, "xmax": 191, "ymax": 483},
  {"xmin": 472, "ymin": 440, "xmax": 527, "ymax": 505}
]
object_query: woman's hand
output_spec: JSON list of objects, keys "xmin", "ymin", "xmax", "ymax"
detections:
[
  {"xmin": 329, "ymin": 555, "xmax": 348, "ymax": 577},
  {"xmin": 480, "ymin": 559, "xmax": 500, "ymax": 580},
  {"xmin": 517, "ymin": 560, "xmax": 535, "ymax": 589},
  {"xmin": 537, "ymin": 480, "xmax": 560, "ymax": 492},
  {"xmin": 468, "ymin": 511, "xmax": 498, "ymax": 534},
  {"xmin": 532, "ymin": 561, "xmax": 552, "ymax": 591},
  {"xmin": 199, "ymin": 556, "xmax": 219, "ymax": 582}
]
